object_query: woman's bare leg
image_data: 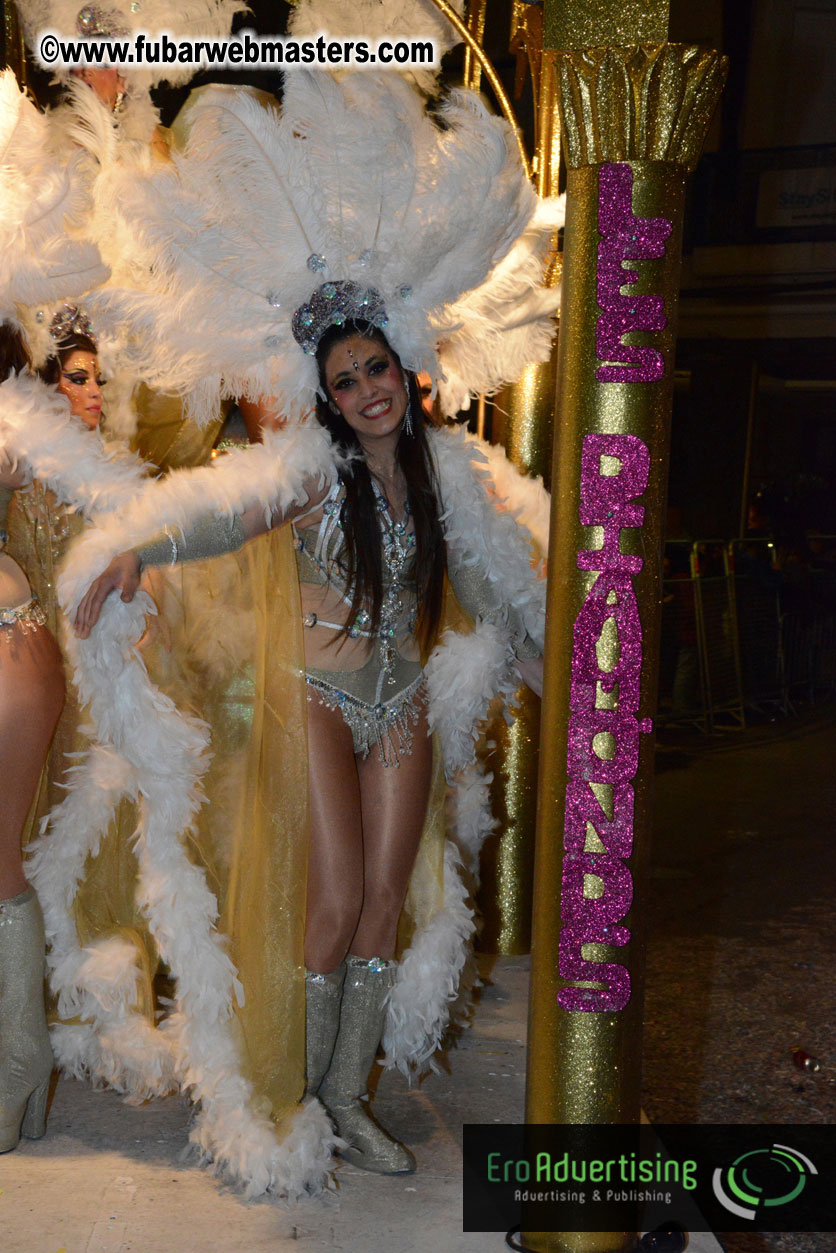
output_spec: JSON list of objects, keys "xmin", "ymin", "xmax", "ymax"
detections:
[
  {"xmin": 315, "ymin": 709, "xmax": 431, "ymax": 1174},
  {"xmin": 350, "ymin": 705, "xmax": 433, "ymax": 960},
  {"xmin": 304, "ymin": 692, "xmax": 365, "ymax": 973},
  {"xmin": 0, "ymin": 625, "xmax": 64, "ymax": 900}
]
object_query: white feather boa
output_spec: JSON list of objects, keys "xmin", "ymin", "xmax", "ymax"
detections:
[
  {"xmin": 383, "ymin": 427, "xmax": 548, "ymax": 1072},
  {"xmin": 0, "ymin": 372, "xmax": 146, "ymax": 513},
  {"xmin": 0, "ymin": 371, "xmax": 182, "ymax": 1098},
  {"xmin": 33, "ymin": 421, "xmax": 546, "ymax": 1193},
  {"xmin": 0, "ymin": 370, "xmax": 183, "ymax": 1102},
  {"xmin": 38, "ymin": 423, "xmax": 340, "ymax": 1197}
]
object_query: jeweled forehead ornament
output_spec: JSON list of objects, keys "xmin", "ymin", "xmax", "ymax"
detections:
[
  {"xmin": 290, "ymin": 279, "xmax": 388, "ymax": 358},
  {"xmin": 49, "ymin": 303, "xmax": 96, "ymax": 346}
]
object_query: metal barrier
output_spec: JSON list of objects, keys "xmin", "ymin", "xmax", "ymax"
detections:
[
  {"xmin": 729, "ymin": 538, "xmax": 785, "ymax": 716},
  {"xmin": 660, "ymin": 542, "xmax": 706, "ymax": 729},
  {"xmin": 658, "ymin": 536, "xmax": 836, "ymax": 731},
  {"xmin": 696, "ymin": 542, "xmax": 745, "ymax": 730}
]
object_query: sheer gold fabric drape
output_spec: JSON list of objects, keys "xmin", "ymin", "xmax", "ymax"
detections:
[
  {"xmin": 10, "ymin": 473, "xmax": 450, "ymax": 1128},
  {"xmin": 7, "ymin": 484, "xmax": 155, "ymax": 1021}
]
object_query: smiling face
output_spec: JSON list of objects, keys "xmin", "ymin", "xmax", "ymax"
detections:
[
  {"xmin": 57, "ymin": 350, "xmax": 104, "ymax": 429},
  {"xmin": 322, "ymin": 333, "xmax": 408, "ymax": 446}
]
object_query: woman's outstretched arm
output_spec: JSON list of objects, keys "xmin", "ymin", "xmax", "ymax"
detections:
[{"xmin": 74, "ymin": 475, "xmax": 328, "ymax": 637}]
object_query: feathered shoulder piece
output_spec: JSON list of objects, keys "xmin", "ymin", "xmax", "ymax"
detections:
[
  {"xmin": 91, "ymin": 69, "xmax": 559, "ymax": 426},
  {"xmin": 430, "ymin": 424, "xmax": 547, "ymax": 644},
  {"xmin": 0, "ymin": 70, "xmax": 108, "ymax": 328},
  {"xmin": 0, "ymin": 371, "xmax": 146, "ymax": 516}
]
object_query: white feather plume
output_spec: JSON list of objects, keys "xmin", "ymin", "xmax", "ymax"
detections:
[
  {"xmin": 0, "ymin": 70, "xmax": 108, "ymax": 326},
  {"xmin": 288, "ymin": 0, "xmax": 465, "ymax": 93},
  {"xmin": 438, "ymin": 197, "xmax": 564, "ymax": 413},
  {"xmin": 89, "ymin": 70, "xmax": 552, "ymax": 424}
]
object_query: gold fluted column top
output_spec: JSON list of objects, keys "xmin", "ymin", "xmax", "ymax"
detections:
[{"xmin": 555, "ymin": 43, "xmax": 728, "ymax": 171}]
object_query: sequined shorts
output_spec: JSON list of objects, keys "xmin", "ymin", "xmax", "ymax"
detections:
[
  {"xmin": 305, "ymin": 670, "xmax": 426, "ymax": 767},
  {"xmin": 0, "ymin": 597, "xmax": 47, "ymax": 637}
]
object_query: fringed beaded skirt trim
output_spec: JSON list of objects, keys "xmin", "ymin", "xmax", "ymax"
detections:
[
  {"xmin": 0, "ymin": 597, "xmax": 47, "ymax": 636},
  {"xmin": 305, "ymin": 671, "xmax": 426, "ymax": 766}
]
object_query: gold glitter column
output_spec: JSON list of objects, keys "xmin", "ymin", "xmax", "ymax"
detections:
[
  {"xmin": 523, "ymin": 3, "xmax": 726, "ymax": 1249},
  {"xmin": 479, "ymin": 9, "xmax": 561, "ymax": 956}
]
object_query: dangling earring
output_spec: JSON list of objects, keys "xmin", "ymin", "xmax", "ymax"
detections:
[{"xmin": 402, "ymin": 397, "xmax": 414, "ymax": 438}]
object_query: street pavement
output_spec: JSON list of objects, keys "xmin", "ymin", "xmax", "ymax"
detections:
[
  {"xmin": 644, "ymin": 708, "xmax": 836, "ymax": 1253},
  {"xmin": 2, "ymin": 708, "xmax": 834, "ymax": 1252}
]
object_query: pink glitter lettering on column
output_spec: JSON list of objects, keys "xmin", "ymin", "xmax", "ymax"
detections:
[
  {"xmin": 557, "ymin": 433, "xmax": 653, "ymax": 1013},
  {"xmin": 577, "ymin": 433, "xmax": 649, "ymax": 574},
  {"xmin": 564, "ymin": 779, "xmax": 634, "ymax": 861},
  {"xmin": 570, "ymin": 573, "xmax": 642, "ymax": 710},
  {"xmin": 559, "ymin": 929, "xmax": 632, "ymax": 1012},
  {"xmin": 596, "ymin": 163, "xmax": 672, "ymax": 384}
]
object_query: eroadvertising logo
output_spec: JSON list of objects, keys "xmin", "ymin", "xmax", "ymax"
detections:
[
  {"xmin": 712, "ymin": 1143, "xmax": 817, "ymax": 1221},
  {"xmin": 462, "ymin": 1124, "xmax": 836, "ymax": 1234}
]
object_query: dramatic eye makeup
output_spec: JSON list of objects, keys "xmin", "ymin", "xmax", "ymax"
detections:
[
  {"xmin": 331, "ymin": 352, "xmax": 392, "ymax": 390},
  {"xmin": 62, "ymin": 371, "xmax": 105, "ymax": 387}
]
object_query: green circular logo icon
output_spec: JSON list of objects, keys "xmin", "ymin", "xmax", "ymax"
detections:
[{"xmin": 712, "ymin": 1143, "xmax": 817, "ymax": 1220}]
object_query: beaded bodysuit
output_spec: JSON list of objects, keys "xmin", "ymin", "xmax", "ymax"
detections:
[
  {"xmin": 292, "ymin": 480, "xmax": 424, "ymax": 765},
  {"xmin": 0, "ymin": 483, "xmax": 46, "ymax": 634}
]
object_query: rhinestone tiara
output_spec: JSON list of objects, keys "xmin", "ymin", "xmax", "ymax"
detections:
[
  {"xmin": 290, "ymin": 280, "xmax": 388, "ymax": 357},
  {"xmin": 49, "ymin": 304, "xmax": 96, "ymax": 347},
  {"xmin": 75, "ymin": 5, "xmax": 130, "ymax": 38}
]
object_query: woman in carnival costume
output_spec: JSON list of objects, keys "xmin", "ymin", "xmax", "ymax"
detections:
[
  {"xmin": 15, "ymin": 0, "xmax": 248, "ymax": 453},
  {"xmin": 0, "ymin": 69, "xmax": 150, "ymax": 1153},
  {"xmin": 43, "ymin": 63, "xmax": 560, "ymax": 1193}
]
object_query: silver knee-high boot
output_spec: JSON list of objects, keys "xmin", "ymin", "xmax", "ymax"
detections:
[
  {"xmin": 318, "ymin": 954, "xmax": 415, "ymax": 1174},
  {"xmin": 305, "ymin": 963, "xmax": 345, "ymax": 1097},
  {"xmin": 0, "ymin": 888, "xmax": 53, "ymax": 1153}
]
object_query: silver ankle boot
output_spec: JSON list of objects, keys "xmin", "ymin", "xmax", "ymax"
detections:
[
  {"xmin": 0, "ymin": 888, "xmax": 53, "ymax": 1153},
  {"xmin": 305, "ymin": 963, "xmax": 345, "ymax": 1096},
  {"xmin": 318, "ymin": 955, "xmax": 415, "ymax": 1175}
]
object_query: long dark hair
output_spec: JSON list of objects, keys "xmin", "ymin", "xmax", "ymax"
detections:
[
  {"xmin": 38, "ymin": 333, "xmax": 99, "ymax": 385},
  {"xmin": 315, "ymin": 321, "xmax": 446, "ymax": 656},
  {"xmin": 0, "ymin": 322, "xmax": 30, "ymax": 381}
]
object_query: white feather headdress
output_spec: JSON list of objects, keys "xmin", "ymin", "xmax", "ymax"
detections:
[
  {"xmin": 90, "ymin": 69, "xmax": 559, "ymax": 424},
  {"xmin": 16, "ymin": 74, "xmax": 164, "ymax": 422},
  {"xmin": 0, "ymin": 70, "xmax": 108, "ymax": 329},
  {"xmin": 16, "ymin": 0, "xmax": 248, "ymax": 87}
]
